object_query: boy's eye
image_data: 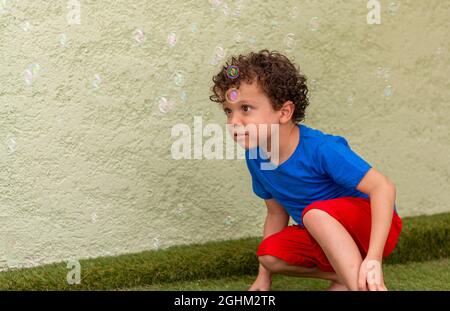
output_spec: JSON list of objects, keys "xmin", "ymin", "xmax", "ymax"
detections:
[{"xmin": 242, "ymin": 105, "xmax": 251, "ymax": 112}]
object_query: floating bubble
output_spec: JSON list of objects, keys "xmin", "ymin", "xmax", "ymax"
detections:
[
  {"xmin": 0, "ymin": 0, "xmax": 13, "ymax": 15},
  {"xmin": 226, "ymin": 65, "xmax": 239, "ymax": 79},
  {"xmin": 21, "ymin": 20, "xmax": 31, "ymax": 32},
  {"xmin": 133, "ymin": 28, "xmax": 145, "ymax": 43},
  {"xmin": 153, "ymin": 237, "xmax": 160, "ymax": 249},
  {"xmin": 290, "ymin": 6, "xmax": 299, "ymax": 18},
  {"xmin": 92, "ymin": 74, "xmax": 102, "ymax": 89},
  {"xmin": 310, "ymin": 79, "xmax": 319, "ymax": 91},
  {"xmin": 173, "ymin": 70, "xmax": 185, "ymax": 87},
  {"xmin": 59, "ymin": 33, "xmax": 67, "ymax": 47},
  {"xmin": 167, "ymin": 32, "xmax": 177, "ymax": 47},
  {"xmin": 215, "ymin": 45, "xmax": 225, "ymax": 59},
  {"xmin": 388, "ymin": 2, "xmax": 400, "ymax": 15},
  {"xmin": 375, "ymin": 67, "xmax": 390, "ymax": 81},
  {"xmin": 91, "ymin": 212, "xmax": 97, "ymax": 223},
  {"xmin": 226, "ymin": 88, "xmax": 239, "ymax": 103},
  {"xmin": 284, "ymin": 33, "xmax": 296, "ymax": 51},
  {"xmin": 24, "ymin": 63, "xmax": 40, "ymax": 86},
  {"xmin": 191, "ymin": 23, "xmax": 197, "ymax": 33},
  {"xmin": 180, "ymin": 90, "xmax": 188, "ymax": 103},
  {"xmin": 5, "ymin": 136, "xmax": 17, "ymax": 153},
  {"xmin": 209, "ymin": 0, "xmax": 223, "ymax": 8},
  {"xmin": 384, "ymin": 85, "xmax": 393, "ymax": 97},
  {"xmin": 347, "ymin": 94, "xmax": 354, "ymax": 106},
  {"xmin": 271, "ymin": 20, "xmax": 278, "ymax": 29},
  {"xmin": 158, "ymin": 96, "xmax": 174, "ymax": 113},
  {"xmin": 223, "ymin": 215, "xmax": 233, "ymax": 226},
  {"xmin": 176, "ymin": 203, "xmax": 184, "ymax": 215},
  {"xmin": 248, "ymin": 35, "xmax": 256, "ymax": 46},
  {"xmin": 309, "ymin": 17, "xmax": 320, "ymax": 31},
  {"xmin": 234, "ymin": 32, "xmax": 243, "ymax": 43},
  {"xmin": 222, "ymin": 3, "xmax": 229, "ymax": 16},
  {"xmin": 209, "ymin": 45, "xmax": 225, "ymax": 66}
]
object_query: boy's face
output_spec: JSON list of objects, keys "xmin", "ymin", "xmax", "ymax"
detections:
[{"xmin": 222, "ymin": 79, "xmax": 282, "ymax": 149}]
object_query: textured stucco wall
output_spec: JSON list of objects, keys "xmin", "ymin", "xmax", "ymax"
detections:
[{"xmin": 0, "ymin": 0, "xmax": 449, "ymax": 270}]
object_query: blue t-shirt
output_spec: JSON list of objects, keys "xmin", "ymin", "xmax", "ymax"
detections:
[{"xmin": 245, "ymin": 123, "xmax": 397, "ymax": 227}]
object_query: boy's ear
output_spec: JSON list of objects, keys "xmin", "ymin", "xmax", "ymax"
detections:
[{"xmin": 279, "ymin": 100, "xmax": 295, "ymax": 124}]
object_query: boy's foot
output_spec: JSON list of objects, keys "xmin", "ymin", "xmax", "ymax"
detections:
[{"xmin": 326, "ymin": 281, "xmax": 349, "ymax": 291}]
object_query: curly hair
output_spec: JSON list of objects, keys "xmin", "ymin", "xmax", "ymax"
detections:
[{"xmin": 209, "ymin": 49, "xmax": 309, "ymax": 124}]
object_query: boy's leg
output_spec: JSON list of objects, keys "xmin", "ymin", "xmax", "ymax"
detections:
[
  {"xmin": 259, "ymin": 255, "xmax": 348, "ymax": 290},
  {"xmin": 259, "ymin": 255, "xmax": 339, "ymax": 281},
  {"xmin": 302, "ymin": 209, "xmax": 363, "ymax": 291}
]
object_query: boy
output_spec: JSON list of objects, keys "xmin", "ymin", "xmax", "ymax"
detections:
[{"xmin": 210, "ymin": 50, "xmax": 402, "ymax": 291}]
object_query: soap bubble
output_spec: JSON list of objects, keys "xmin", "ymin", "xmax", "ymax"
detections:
[
  {"xmin": 290, "ymin": 6, "xmax": 299, "ymax": 19},
  {"xmin": 226, "ymin": 88, "xmax": 239, "ymax": 103},
  {"xmin": 209, "ymin": 0, "xmax": 223, "ymax": 8},
  {"xmin": 91, "ymin": 212, "xmax": 97, "ymax": 223},
  {"xmin": 5, "ymin": 135, "xmax": 17, "ymax": 153},
  {"xmin": 133, "ymin": 28, "xmax": 145, "ymax": 43},
  {"xmin": 388, "ymin": 2, "xmax": 400, "ymax": 15},
  {"xmin": 375, "ymin": 67, "xmax": 390, "ymax": 81},
  {"xmin": 92, "ymin": 74, "xmax": 102, "ymax": 89},
  {"xmin": 347, "ymin": 94, "xmax": 354, "ymax": 106},
  {"xmin": 209, "ymin": 45, "xmax": 226, "ymax": 66},
  {"xmin": 158, "ymin": 96, "xmax": 174, "ymax": 113},
  {"xmin": 24, "ymin": 63, "xmax": 40, "ymax": 86},
  {"xmin": 223, "ymin": 215, "xmax": 234, "ymax": 226},
  {"xmin": 0, "ymin": 0, "xmax": 13, "ymax": 15},
  {"xmin": 176, "ymin": 203, "xmax": 184, "ymax": 215},
  {"xmin": 215, "ymin": 45, "xmax": 225, "ymax": 59},
  {"xmin": 172, "ymin": 70, "xmax": 185, "ymax": 87},
  {"xmin": 191, "ymin": 23, "xmax": 198, "ymax": 33},
  {"xmin": 309, "ymin": 17, "xmax": 320, "ymax": 31},
  {"xmin": 248, "ymin": 35, "xmax": 256, "ymax": 47},
  {"xmin": 167, "ymin": 32, "xmax": 177, "ymax": 47},
  {"xmin": 59, "ymin": 33, "xmax": 68, "ymax": 47},
  {"xmin": 234, "ymin": 32, "xmax": 243, "ymax": 43},
  {"xmin": 271, "ymin": 20, "xmax": 278, "ymax": 29},
  {"xmin": 284, "ymin": 33, "xmax": 296, "ymax": 51},
  {"xmin": 384, "ymin": 85, "xmax": 393, "ymax": 97},
  {"xmin": 153, "ymin": 237, "xmax": 160, "ymax": 249},
  {"xmin": 310, "ymin": 79, "xmax": 319, "ymax": 91},
  {"xmin": 222, "ymin": 2, "xmax": 229, "ymax": 15},
  {"xmin": 21, "ymin": 20, "xmax": 31, "ymax": 32},
  {"xmin": 226, "ymin": 65, "xmax": 239, "ymax": 79},
  {"xmin": 180, "ymin": 90, "xmax": 188, "ymax": 103}
]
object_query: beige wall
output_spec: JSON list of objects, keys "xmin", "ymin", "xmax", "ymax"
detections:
[{"xmin": 0, "ymin": 0, "xmax": 449, "ymax": 270}]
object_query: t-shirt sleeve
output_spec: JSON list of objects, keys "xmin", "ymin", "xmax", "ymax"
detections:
[{"xmin": 317, "ymin": 136, "xmax": 372, "ymax": 189}]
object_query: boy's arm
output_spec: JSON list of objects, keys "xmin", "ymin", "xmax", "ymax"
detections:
[
  {"xmin": 257, "ymin": 198, "xmax": 290, "ymax": 280},
  {"xmin": 356, "ymin": 167, "xmax": 396, "ymax": 260},
  {"xmin": 356, "ymin": 167, "xmax": 396, "ymax": 290}
]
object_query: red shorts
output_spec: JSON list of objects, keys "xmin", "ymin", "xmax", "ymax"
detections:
[{"xmin": 256, "ymin": 196, "xmax": 402, "ymax": 272}]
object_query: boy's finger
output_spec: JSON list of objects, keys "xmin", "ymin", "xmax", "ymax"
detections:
[
  {"xmin": 358, "ymin": 270, "xmax": 367, "ymax": 291},
  {"xmin": 368, "ymin": 282, "xmax": 377, "ymax": 291}
]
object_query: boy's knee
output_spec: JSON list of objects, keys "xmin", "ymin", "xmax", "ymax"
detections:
[
  {"xmin": 302, "ymin": 208, "xmax": 329, "ymax": 229},
  {"xmin": 258, "ymin": 255, "xmax": 285, "ymax": 273}
]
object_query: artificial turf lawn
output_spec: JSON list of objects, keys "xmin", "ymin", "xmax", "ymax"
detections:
[
  {"xmin": 0, "ymin": 212, "xmax": 448, "ymax": 290},
  {"xmin": 119, "ymin": 258, "xmax": 450, "ymax": 291}
]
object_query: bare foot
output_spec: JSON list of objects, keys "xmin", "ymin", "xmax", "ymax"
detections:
[{"xmin": 326, "ymin": 281, "xmax": 349, "ymax": 291}]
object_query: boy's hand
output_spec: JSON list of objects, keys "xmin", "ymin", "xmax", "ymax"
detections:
[
  {"xmin": 248, "ymin": 275, "xmax": 272, "ymax": 291},
  {"xmin": 358, "ymin": 257, "xmax": 388, "ymax": 291}
]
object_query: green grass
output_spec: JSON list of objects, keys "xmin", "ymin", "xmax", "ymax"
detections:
[
  {"xmin": 0, "ymin": 212, "xmax": 448, "ymax": 290},
  {"xmin": 119, "ymin": 258, "xmax": 450, "ymax": 291}
]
